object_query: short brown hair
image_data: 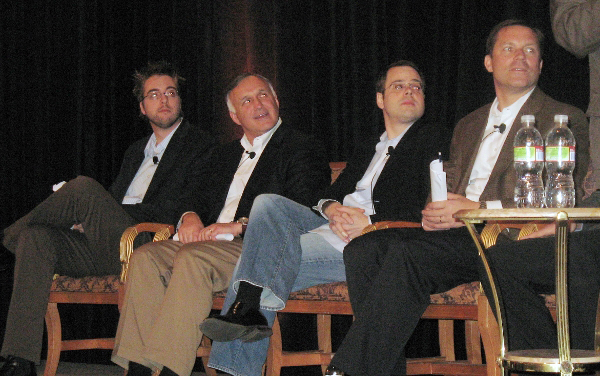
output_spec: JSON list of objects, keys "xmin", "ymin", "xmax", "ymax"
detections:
[
  {"xmin": 376, "ymin": 60, "xmax": 425, "ymax": 94},
  {"xmin": 485, "ymin": 19, "xmax": 545, "ymax": 59},
  {"xmin": 133, "ymin": 61, "xmax": 185, "ymax": 102}
]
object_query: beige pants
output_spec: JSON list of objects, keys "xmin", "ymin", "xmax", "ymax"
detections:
[{"xmin": 112, "ymin": 238, "xmax": 243, "ymax": 376}]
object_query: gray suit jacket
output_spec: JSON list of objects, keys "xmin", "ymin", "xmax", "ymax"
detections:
[
  {"xmin": 445, "ymin": 87, "xmax": 589, "ymax": 207},
  {"xmin": 551, "ymin": 0, "xmax": 600, "ymax": 116}
]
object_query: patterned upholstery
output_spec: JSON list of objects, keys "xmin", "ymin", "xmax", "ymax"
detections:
[{"xmin": 50, "ymin": 275, "xmax": 120, "ymax": 293}]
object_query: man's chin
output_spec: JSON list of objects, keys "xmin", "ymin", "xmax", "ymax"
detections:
[{"xmin": 151, "ymin": 115, "xmax": 181, "ymax": 129}]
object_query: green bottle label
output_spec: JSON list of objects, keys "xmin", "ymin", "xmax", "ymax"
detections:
[{"xmin": 545, "ymin": 146, "xmax": 575, "ymax": 162}]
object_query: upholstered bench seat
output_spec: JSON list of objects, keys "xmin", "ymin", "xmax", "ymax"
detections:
[{"xmin": 51, "ymin": 275, "xmax": 120, "ymax": 294}]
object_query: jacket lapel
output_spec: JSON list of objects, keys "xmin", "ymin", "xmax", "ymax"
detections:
[{"xmin": 143, "ymin": 120, "xmax": 189, "ymax": 202}]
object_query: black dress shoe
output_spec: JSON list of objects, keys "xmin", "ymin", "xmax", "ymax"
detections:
[
  {"xmin": 127, "ymin": 361, "xmax": 152, "ymax": 376},
  {"xmin": 200, "ymin": 301, "xmax": 272, "ymax": 342},
  {"xmin": 324, "ymin": 364, "xmax": 345, "ymax": 376},
  {"xmin": 0, "ymin": 356, "xmax": 36, "ymax": 376}
]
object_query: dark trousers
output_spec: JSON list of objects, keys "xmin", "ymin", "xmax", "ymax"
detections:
[
  {"xmin": 1, "ymin": 176, "xmax": 136, "ymax": 362},
  {"xmin": 481, "ymin": 229, "xmax": 600, "ymax": 351},
  {"xmin": 330, "ymin": 227, "xmax": 479, "ymax": 376}
]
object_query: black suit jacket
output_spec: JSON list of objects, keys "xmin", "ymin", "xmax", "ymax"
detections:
[
  {"xmin": 183, "ymin": 124, "xmax": 331, "ymax": 225},
  {"xmin": 319, "ymin": 120, "xmax": 451, "ymax": 223},
  {"xmin": 109, "ymin": 120, "xmax": 214, "ymax": 225}
]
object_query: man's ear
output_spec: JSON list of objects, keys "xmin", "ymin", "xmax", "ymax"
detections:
[
  {"xmin": 139, "ymin": 101, "xmax": 147, "ymax": 116},
  {"xmin": 229, "ymin": 111, "xmax": 242, "ymax": 126},
  {"xmin": 376, "ymin": 92, "xmax": 384, "ymax": 110},
  {"xmin": 484, "ymin": 55, "xmax": 493, "ymax": 73}
]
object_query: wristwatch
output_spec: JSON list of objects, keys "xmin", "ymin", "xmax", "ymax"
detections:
[
  {"xmin": 479, "ymin": 201, "xmax": 487, "ymax": 209},
  {"xmin": 236, "ymin": 217, "xmax": 249, "ymax": 233}
]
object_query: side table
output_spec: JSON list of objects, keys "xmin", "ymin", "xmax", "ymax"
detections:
[{"xmin": 454, "ymin": 208, "xmax": 600, "ymax": 376}]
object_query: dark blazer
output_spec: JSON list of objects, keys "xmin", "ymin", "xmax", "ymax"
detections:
[
  {"xmin": 185, "ymin": 124, "xmax": 331, "ymax": 225},
  {"xmin": 319, "ymin": 119, "xmax": 452, "ymax": 223},
  {"xmin": 446, "ymin": 88, "xmax": 590, "ymax": 207},
  {"xmin": 109, "ymin": 120, "xmax": 214, "ymax": 225}
]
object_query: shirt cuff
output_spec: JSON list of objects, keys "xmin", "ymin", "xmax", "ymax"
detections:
[
  {"xmin": 312, "ymin": 199, "xmax": 339, "ymax": 219},
  {"xmin": 177, "ymin": 211, "xmax": 197, "ymax": 231},
  {"xmin": 486, "ymin": 200, "xmax": 503, "ymax": 209}
]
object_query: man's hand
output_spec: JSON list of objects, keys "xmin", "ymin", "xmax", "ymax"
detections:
[
  {"xmin": 324, "ymin": 202, "xmax": 367, "ymax": 242},
  {"xmin": 422, "ymin": 193, "xmax": 479, "ymax": 231},
  {"xmin": 177, "ymin": 212, "xmax": 205, "ymax": 244},
  {"xmin": 197, "ymin": 222, "xmax": 243, "ymax": 242}
]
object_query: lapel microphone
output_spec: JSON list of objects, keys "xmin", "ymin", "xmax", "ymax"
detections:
[
  {"xmin": 386, "ymin": 146, "xmax": 394, "ymax": 156},
  {"xmin": 152, "ymin": 156, "xmax": 159, "ymax": 164},
  {"xmin": 237, "ymin": 150, "xmax": 256, "ymax": 169},
  {"xmin": 482, "ymin": 123, "xmax": 507, "ymax": 142}
]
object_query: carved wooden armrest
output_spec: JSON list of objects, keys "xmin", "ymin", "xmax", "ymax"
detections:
[
  {"xmin": 479, "ymin": 221, "xmax": 539, "ymax": 249},
  {"xmin": 119, "ymin": 223, "xmax": 175, "ymax": 282},
  {"xmin": 361, "ymin": 220, "xmax": 421, "ymax": 236}
]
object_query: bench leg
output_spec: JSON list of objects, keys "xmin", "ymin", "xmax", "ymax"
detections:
[
  {"xmin": 44, "ymin": 303, "xmax": 61, "ymax": 376},
  {"xmin": 317, "ymin": 313, "xmax": 332, "ymax": 374}
]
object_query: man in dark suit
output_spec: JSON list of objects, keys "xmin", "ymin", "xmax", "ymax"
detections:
[
  {"xmin": 111, "ymin": 73, "xmax": 331, "ymax": 376},
  {"xmin": 324, "ymin": 20, "xmax": 590, "ymax": 376},
  {"xmin": 0, "ymin": 61, "xmax": 214, "ymax": 376},
  {"xmin": 204, "ymin": 60, "xmax": 451, "ymax": 376}
]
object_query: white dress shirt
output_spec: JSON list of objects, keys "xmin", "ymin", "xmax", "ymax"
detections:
[
  {"xmin": 122, "ymin": 119, "xmax": 182, "ymax": 205},
  {"xmin": 216, "ymin": 119, "xmax": 281, "ymax": 223},
  {"xmin": 465, "ymin": 88, "xmax": 534, "ymax": 208},
  {"xmin": 311, "ymin": 126, "xmax": 412, "ymax": 252}
]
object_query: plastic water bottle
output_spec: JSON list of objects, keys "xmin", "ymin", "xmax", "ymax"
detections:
[
  {"xmin": 513, "ymin": 115, "xmax": 544, "ymax": 208},
  {"xmin": 544, "ymin": 114, "xmax": 576, "ymax": 208}
]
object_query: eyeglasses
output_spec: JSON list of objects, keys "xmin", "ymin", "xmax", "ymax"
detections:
[
  {"xmin": 143, "ymin": 89, "xmax": 179, "ymax": 101},
  {"xmin": 387, "ymin": 82, "xmax": 423, "ymax": 92}
]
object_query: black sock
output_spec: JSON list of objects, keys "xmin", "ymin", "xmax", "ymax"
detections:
[
  {"xmin": 128, "ymin": 361, "xmax": 152, "ymax": 376},
  {"xmin": 159, "ymin": 366, "xmax": 178, "ymax": 376},
  {"xmin": 234, "ymin": 281, "xmax": 262, "ymax": 311}
]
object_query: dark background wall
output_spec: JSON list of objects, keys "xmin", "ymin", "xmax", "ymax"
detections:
[{"xmin": 0, "ymin": 0, "xmax": 590, "ymax": 373}]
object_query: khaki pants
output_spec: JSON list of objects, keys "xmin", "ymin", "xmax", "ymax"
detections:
[{"xmin": 112, "ymin": 238, "xmax": 243, "ymax": 376}]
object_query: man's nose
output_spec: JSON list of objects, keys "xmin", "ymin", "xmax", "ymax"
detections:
[{"xmin": 514, "ymin": 49, "xmax": 526, "ymax": 59}]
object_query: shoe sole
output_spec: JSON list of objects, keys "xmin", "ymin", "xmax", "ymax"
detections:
[
  {"xmin": 200, "ymin": 319, "xmax": 272, "ymax": 342},
  {"xmin": 239, "ymin": 325, "xmax": 273, "ymax": 342}
]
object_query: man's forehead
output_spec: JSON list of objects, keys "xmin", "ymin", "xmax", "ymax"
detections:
[
  {"xmin": 144, "ymin": 75, "xmax": 177, "ymax": 91},
  {"xmin": 232, "ymin": 78, "xmax": 271, "ymax": 98},
  {"xmin": 386, "ymin": 66, "xmax": 421, "ymax": 82},
  {"xmin": 495, "ymin": 26, "xmax": 539, "ymax": 46}
]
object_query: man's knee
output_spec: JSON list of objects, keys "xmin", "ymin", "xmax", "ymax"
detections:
[
  {"xmin": 65, "ymin": 176, "xmax": 105, "ymax": 196},
  {"xmin": 252, "ymin": 194, "xmax": 289, "ymax": 212},
  {"xmin": 343, "ymin": 233, "xmax": 376, "ymax": 267}
]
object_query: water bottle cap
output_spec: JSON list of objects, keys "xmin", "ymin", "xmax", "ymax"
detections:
[
  {"xmin": 554, "ymin": 114, "xmax": 568, "ymax": 123},
  {"xmin": 521, "ymin": 115, "xmax": 535, "ymax": 123}
]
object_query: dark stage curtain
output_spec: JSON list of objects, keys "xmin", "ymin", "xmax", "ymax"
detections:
[
  {"xmin": 0, "ymin": 0, "xmax": 589, "ymax": 370},
  {"xmin": 0, "ymin": 0, "xmax": 589, "ymax": 230}
]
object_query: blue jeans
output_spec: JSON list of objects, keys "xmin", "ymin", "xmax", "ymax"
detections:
[{"xmin": 208, "ymin": 194, "xmax": 347, "ymax": 376}]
